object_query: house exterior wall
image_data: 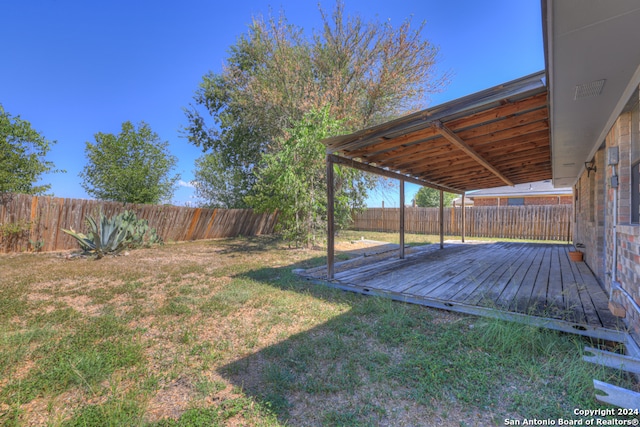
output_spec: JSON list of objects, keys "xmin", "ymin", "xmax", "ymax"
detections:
[
  {"xmin": 472, "ymin": 195, "xmax": 572, "ymax": 206},
  {"xmin": 576, "ymin": 109, "xmax": 640, "ymax": 335},
  {"xmin": 574, "ymin": 148, "xmax": 606, "ymax": 279},
  {"xmin": 606, "ymin": 110, "xmax": 640, "ymax": 335}
]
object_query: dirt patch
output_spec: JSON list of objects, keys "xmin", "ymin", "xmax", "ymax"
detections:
[
  {"xmin": 334, "ymin": 239, "xmax": 399, "ymax": 256},
  {"xmin": 146, "ymin": 376, "xmax": 194, "ymax": 421}
]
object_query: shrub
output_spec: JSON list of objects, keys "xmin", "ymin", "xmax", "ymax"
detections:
[{"xmin": 62, "ymin": 210, "xmax": 162, "ymax": 259}]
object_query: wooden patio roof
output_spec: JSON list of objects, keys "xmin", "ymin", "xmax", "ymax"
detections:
[{"xmin": 323, "ymin": 71, "xmax": 551, "ymax": 194}]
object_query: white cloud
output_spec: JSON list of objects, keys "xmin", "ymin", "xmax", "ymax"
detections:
[{"xmin": 178, "ymin": 180, "xmax": 195, "ymax": 188}]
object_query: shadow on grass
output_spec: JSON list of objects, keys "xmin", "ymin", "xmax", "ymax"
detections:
[
  {"xmin": 216, "ymin": 254, "xmax": 445, "ymax": 426},
  {"xmin": 217, "ymin": 264, "xmax": 468, "ymax": 426},
  {"xmin": 211, "ymin": 244, "xmax": 624, "ymax": 426}
]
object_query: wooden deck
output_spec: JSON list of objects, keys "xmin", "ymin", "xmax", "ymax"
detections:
[{"xmin": 299, "ymin": 242, "xmax": 628, "ymax": 342}]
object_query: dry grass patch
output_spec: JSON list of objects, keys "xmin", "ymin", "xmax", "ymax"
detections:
[{"xmin": 0, "ymin": 235, "xmax": 636, "ymax": 426}]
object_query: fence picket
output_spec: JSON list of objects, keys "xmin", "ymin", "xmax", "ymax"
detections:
[
  {"xmin": 351, "ymin": 205, "xmax": 573, "ymax": 241},
  {"xmin": 0, "ymin": 194, "xmax": 278, "ymax": 253}
]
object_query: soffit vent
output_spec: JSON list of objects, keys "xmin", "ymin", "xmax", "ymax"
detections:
[{"xmin": 574, "ymin": 79, "xmax": 606, "ymax": 100}]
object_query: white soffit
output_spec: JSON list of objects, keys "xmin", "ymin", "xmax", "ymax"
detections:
[{"xmin": 546, "ymin": 0, "xmax": 640, "ymax": 187}]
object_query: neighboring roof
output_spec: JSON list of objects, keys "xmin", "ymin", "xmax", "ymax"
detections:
[
  {"xmin": 466, "ymin": 180, "xmax": 572, "ymax": 199},
  {"xmin": 323, "ymin": 71, "xmax": 551, "ymax": 194},
  {"xmin": 544, "ymin": 0, "xmax": 640, "ymax": 187},
  {"xmin": 452, "ymin": 196, "xmax": 473, "ymax": 206}
]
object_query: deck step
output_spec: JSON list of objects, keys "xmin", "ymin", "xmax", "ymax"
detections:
[
  {"xmin": 593, "ymin": 380, "xmax": 640, "ymax": 409},
  {"xmin": 583, "ymin": 346, "xmax": 640, "ymax": 374}
]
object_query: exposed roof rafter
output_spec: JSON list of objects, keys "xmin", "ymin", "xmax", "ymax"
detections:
[
  {"xmin": 328, "ymin": 154, "xmax": 463, "ymax": 194},
  {"xmin": 433, "ymin": 121, "xmax": 514, "ymax": 186},
  {"xmin": 323, "ymin": 71, "xmax": 550, "ymax": 192}
]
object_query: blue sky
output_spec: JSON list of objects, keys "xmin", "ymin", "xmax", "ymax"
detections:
[{"xmin": 1, "ymin": 0, "xmax": 544, "ymax": 207}]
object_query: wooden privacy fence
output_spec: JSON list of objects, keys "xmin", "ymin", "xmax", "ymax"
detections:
[
  {"xmin": 0, "ymin": 194, "xmax": 279, "ymax": 253},
  {"xmin": 351, "ymin": 205, "xmax": 573, "ymax": 241}
]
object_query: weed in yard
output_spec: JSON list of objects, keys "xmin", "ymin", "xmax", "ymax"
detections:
[
  {"xmin": 159, "ymin": 297, "xmax": 193, "ymax": 316},
  {"xmin": 193, "ymin": 377, "xmax": 226, "ymax": 398},
  {"xmin": 0, "ymin": 404, "xmax": 23, "ymax": 427},
  {"xmin": 262, "ymin": 363, "xmax": 296, "ymax": 396},
  {"xmin": 61, "ymin": 397, "xmax": 144, "ymax": 427},
  {"xmin": 198, "ymin": 295, "xmax": 233, "ymax": 316},
  {"xmin": 31, "ymin": 306, "xmax": 82, "ymax": 327},
  {"xmin": 214, "ymin": 284, "xmax": 253, "ymax": 305},
  {"xmin": 217, "ymin": 397, "xmax": 279, "ymax": 425},
  {"xmin": 141, "ymin": 374, "xmax": 161, "ymax": 393},
  {"xmin": 0, "ymin": 283, "xmax": 29, "ymax": 322},
  {"xmin": 321, "ymin": 409, "xmax": 362, "ymax": 427},
  {"xmin": 0, "ymin": 325, "xmax": 54, "ymax": 377},
  {"xmin": 149, "ymin": 407, "xmax": 222, "ymax": 427},
  {"xmin": 107, "ymin": 280, "xmax": 147, "ymax": 300},
  {"xmin": 198, "ymin": 280, "xmax": 270, "ymax": 318},
  {"xmin": 1, "ymin": 314, "xmax": 143, "ymax": 405},
  {"xmin": 178, "ymin": 327, "xmax": 198, "ymax": 345},
  {"xmin": 168, "ymin": 264, "xmax": 207, "ymax": 282}
]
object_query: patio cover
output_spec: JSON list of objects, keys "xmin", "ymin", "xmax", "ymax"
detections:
[{"xmin": 322, "ymin": 71, "xmax": 551, "ymax": 194}]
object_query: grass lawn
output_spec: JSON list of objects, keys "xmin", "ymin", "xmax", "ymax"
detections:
[{"xmin": 0, "ymin": 234, "xmax": 637, "ymax": 426}]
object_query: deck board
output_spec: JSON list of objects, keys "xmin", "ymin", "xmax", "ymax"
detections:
[
  {"xmin": 528, "ymin": 245, "xmax": 552, "ymax": 312},
  {"xmin": 567, "ymin": 252, "xmax": 603, "ymax": 327},
  {"xmin": 299, "ymin": 241, "xmax": 627, "ymax": 340},
  {"xmin": 509, "ymin": 245, "xmax": 546, "ymax": 312},
  {"xmin": 494, "ymin": 244, "xmax": 539, "ymax": 309},
  {"xmin": 558, "ymin": 246, "xmax": 587, "ymax": 324},
  {"xmin": 463, "ymin": 243, "xmax": 532, "ymax": 306},
  {"xmin": 430, "ymin": 244, "xmax": 522, "ymax": 301},
  {"xmin": 546, "ymin": 246, "xmax": 566, "ymax": 317}
]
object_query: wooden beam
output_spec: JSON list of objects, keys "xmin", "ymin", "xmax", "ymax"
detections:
[
  {"xmin": 439, "ymin": 189, "xmax": 444, "ymax": 249},
  {"xmin": 327, "ymin": 154, "xmax": 463, "ymax": 194},
  {"xmin": 434, "ymin": 121, "xmax": 514, "ymax": 186},
  {"xmin": 461, "ymin": 193, "xmax": 466, "ymax": 243},
  {"xmin": 326, "ymin": 155, "xmax": 335, "ymax": 279},
  {"xmin": 400, "ymin": 180, "xmax": 405, "ymax": 259}
]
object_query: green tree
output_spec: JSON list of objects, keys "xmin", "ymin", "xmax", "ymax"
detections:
[
  {"xmin": 80, "ymin": 121, "xmax": 179, "ymax": 204},
  {"xmin": 414, "ymin": 186, "xmax": 457, "ymax": 208},
  {"xmin": 193, "ymin": 152, "xmax": 250, "ymax": 208},
  {"xmin": 0, "ymin": 104, "xmax": 59, "ymax": 199},
  {"xmin": 247, "ymin": 108, "xmax": 371, "ymax": 247},
  {"xmin": 185, "ymin": 1, "xmax": 447, "ymax": 207}
]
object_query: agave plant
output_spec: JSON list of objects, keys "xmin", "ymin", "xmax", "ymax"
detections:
[
  {"xmin": 62, "ymin": 210, "xmax": 161, "ymax": 259},
  {"xmin": 62, "ymin": 213, "xmax": 129, "ymax": 258}
]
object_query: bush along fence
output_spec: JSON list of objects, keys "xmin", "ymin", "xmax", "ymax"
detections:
[
  {"xmin": 351, "ymin": 205, "xmax": 573, "ymax": 242},
  {"xmin": 0, "ymin": 193, "xmax": 279, "ymax": 253}
]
